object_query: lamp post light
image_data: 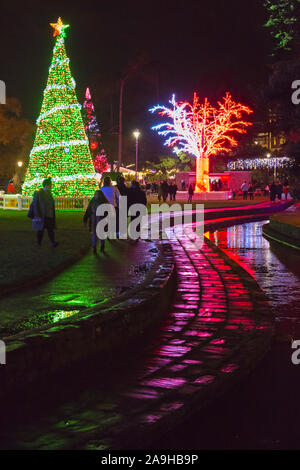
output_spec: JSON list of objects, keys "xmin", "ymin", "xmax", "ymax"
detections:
[
  {"xmin": 17, "ymin": 161, "xmax": 23, "ymax": 168},
  {"xmin": 133, "ymin": 130, "xmax": 140, "ymax": 179}
]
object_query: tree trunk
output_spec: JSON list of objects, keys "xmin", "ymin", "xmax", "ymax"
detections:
[{"xmin": 195, "ymin": 156, "xmax": 210, "ymax": 192}]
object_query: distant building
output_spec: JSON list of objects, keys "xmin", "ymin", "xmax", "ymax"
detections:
[
  {"xmin": 175, "ymin": 171, "xmax": 251, "ymax": 192},
  {"xmin": 253, "ymin": 108, "xmax": 286, "ymax": 151}
]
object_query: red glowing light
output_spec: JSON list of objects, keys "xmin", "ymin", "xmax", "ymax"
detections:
[
  {"xmin": 151, "ymin": 93, "xmax": 253, "ymax": 192},
  {"xmin": 190, "ymin": 93, "xmax": 253, "ymax": 192}
]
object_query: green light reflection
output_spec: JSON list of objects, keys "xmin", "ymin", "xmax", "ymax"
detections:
[{"xmin": 52, "ymin": 309, "xmax": 80, "ymax": 323}]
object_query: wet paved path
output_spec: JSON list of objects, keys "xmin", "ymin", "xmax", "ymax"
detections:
[
  {"xmin": 205, "ymin": 221, "xmax": 300, "ymax": 340},
  {"xmin": 1, "ymin": 201, "xmax": 287, "ymax": 337},
  {"xmin": 0, "ymin": 239, "xmax": 158, "ymax": 337},
  {"xmin": 155, "ymin": 221, "xmax": 300, "ymax": 449},
  {"xmin": 1, "ymin": 222, "xmax": 272, "ymax": 449}
]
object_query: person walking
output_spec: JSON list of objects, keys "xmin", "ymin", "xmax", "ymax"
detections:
[
  {"xmin": 173, "ymin": 183, "xmax": 178, "ymax": 201},
  {"xmin": 283, "ymin": 180, "xmax": 289, "ymax": 200},
  {"xmin": 162, "ymin": 180, "xmax": 169, "ymax": 202},
  {"xmin": 248, "ymin": 183, "xmax": 254, "ymax": 200},
  {"xmin": 188, "ymin": 184, "xmax": 194, "ymax": 203},
  {"xmin": 276, "ymin": 181, "xmax": 283, "ymax": 201},
  {"xmin": 240, "ymin": 181, "xmax": 249, "ymax": 200},
  {"xmin": 116, "ymin": 175, "xmax": 128, "ymax": 196},
  {"xmin": 168, "ymin": 183, "xmax": 174, "ymax": 201},
  {"xmin": 31, "ymin": 177, "xmax": 58, "ymax": 248},
  {"xmin": 83, "ymin": 189, "xmax": 108, "ymax": 254},
  {"xmin": 7, "ymin": 180, "xmax": 15, "ymax": 194},
  {"xmin": 127, "ymin": 181, "xmax": 147, "ymax": 240},
  {"xmin": 100, "ymin": 176, "xmax": 120, "ymax": 238},
  {"xmin": 264, "ymin": 184, "xmax": 270, "ymax": 197},
  {"xmin": 269, "ymin": 182, "xmax": 277, "ymax": 202},
  {"xmin": 158, "ymin": 182, "xmax": 163, "ymax": 202}
]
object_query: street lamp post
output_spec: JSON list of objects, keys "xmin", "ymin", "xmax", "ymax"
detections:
[{"xmin": 133, "ymin": 130, "xmax": 140, "ymax": 179}]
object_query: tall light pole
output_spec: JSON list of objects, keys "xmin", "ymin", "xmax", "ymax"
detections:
[
  {"xmin": 118, "ymin": 78, "xmax": 125, "ymax": 170},
  {"xmin": 133, "ymin": 130, "xmax": 140, "ymax": 179}
]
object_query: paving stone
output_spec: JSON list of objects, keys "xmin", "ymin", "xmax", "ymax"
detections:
[{"xmin": 1, "ymin": 209, "xmax": 276, "ymax": 450}]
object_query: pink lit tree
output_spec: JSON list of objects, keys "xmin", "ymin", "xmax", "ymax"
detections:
[
  {"xmin": 150, "ymin": 93, "xmax": 253, "ymax": 192},
  {"xmin": 82, "ymin": 87, "xmax": 109, "ymax": 176}
]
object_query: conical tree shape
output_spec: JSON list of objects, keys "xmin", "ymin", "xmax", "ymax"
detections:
[
  {"xmin": 22, "ymin": 18, "xmax": 97, "ymax": 197},
  {"xmin": 82, "ymin": 87, "xmax": 109, "ymax": 175}
]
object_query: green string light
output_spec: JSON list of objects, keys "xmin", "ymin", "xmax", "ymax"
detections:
[{"xmin": 22, "ymin": 19, "xmax": 98, "ymax": 197}]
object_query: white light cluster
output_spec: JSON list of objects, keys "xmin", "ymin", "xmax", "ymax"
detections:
[
  {"xmin": 228, "ymin": 157, "xmax": 294, "ymax": 170},
  {"xmin": 44, "ymin": 83, "xmax": 75, "ymax": 93},
  {"xmin": 54, "ymin": 36, "xmax": 64, "ymax": 50},
  {"xmin": 150, "ymin": 95, "xmax": 200, "ymax": 158},
  {"xmin": 49, "ymin": 58, "xmax": 70, "ymax": 71},
  {"xmin": 36, "ymin": 103, "xmax": 82, "ymax": 123},
  {"xmin": 22, "ymin": 172, "xmax": 97, "ymax": 189},
  {"xmin": 29, "ymin": 139, "xmax": 89, "ymax": 156}
]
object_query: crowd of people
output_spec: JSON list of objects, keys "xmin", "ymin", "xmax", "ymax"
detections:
[
  {"xmin": 157, "ymin": 181, "xmax": 178, "ymax": 202},
  {"xmin": 240, "ymin": 180, "xmax": 291, "ymax": 202},
  {"xmin": 28, "ymin": 176, "xmax": 148, "ymax": 254},
  {"xmin": 24, "ymin": 174, "xmax": 298, "ymax": 253}
]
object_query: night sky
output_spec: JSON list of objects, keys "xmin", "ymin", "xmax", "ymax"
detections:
[{"xmin": 1, "ymin": 0, "xmax": 271, "ymax": 162}]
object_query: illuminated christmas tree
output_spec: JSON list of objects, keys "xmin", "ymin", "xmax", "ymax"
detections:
[
  {"xmin": 22, "ymin": 18, "xmax": 97, "ymax": 197},
  {"xmin": 82, "ymin": 87, "xmax": 109, "ymax": 175},
  {"xmin": 150, "ymin": 93, "xmax": 252, "ymax": 192}
]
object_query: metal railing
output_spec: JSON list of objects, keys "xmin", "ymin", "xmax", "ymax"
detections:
[{"xmin": 0, "ymin": 194, "xmax": 89, "ymax": 211}]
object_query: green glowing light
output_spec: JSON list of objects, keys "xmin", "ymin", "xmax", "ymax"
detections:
[
  {"xmin": 52, "ymin": 310, "xmax": 80, "ymax": 323},
  {"xmin": 22, "ymin": 23, "xmax": 97, "ymax": 197}
]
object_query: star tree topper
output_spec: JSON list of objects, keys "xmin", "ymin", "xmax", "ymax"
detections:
[{"xmin": 50, "ymin": 17, "xmax": 70, "ymax": 37}]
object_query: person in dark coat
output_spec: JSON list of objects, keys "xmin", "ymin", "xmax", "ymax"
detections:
[
  {"xmin": 269, "ymin": 182, "xmax": 277, "ymax": 202},
  {"xmin": 276, "ymin": 181, "xmax": 283, "ymax": 200},
  {"xmin": 33, "ymin": 178, "xmax": 58, "ymax": 247},
  {"xmin": 116, "ymin": 175, "xmax": 128, "ymax": 238},
  {"xmin": 248, "ymin": 184, "xmax": 254, "ymax": 200},
  {"xmin": 168, "ymin": 183, "xmax": 174, "ymax": 201},
  {"xmin": 83, "ymin": 189, "xmax": 109, "ymax": 253},
  {"xmin": 188, "ymin": 184, "xmax": 194, "ymax": 203},
  {"xmin": 173, "ymin": 183, "xmax": 178, "ymax": 201},
  {"xmin": 116, "ymin": 175, "xmax": 128, "ymax": 196},
  {"xmin": 127, "ymin": 181, "xmax": 147, "ymax": 240},
  {"xmin": 158, "ymin": 182, "xmax": 163, "ymax": 202},
  {"xmin": 161, "ymin": 180, "xmax": 169, "ymax": 202}
]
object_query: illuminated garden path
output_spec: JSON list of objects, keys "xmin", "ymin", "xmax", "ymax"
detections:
[
  {"xmin": 1, "ymin": 219, "xmax": 273, "ymax": 450},
  {"xmin": 0, "ymin": 239, "xmax": 158, "ymax": 337},
  {"xmin": 1, "ymin": 201, "xmax": 286, "ymax": 338},
  {"xmin": 156, "ymin": 221, "xmax": 300, "ymax": 450}
]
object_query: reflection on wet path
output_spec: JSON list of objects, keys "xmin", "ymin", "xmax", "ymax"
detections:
[
  {"xmin": 0, "ymin": 240, "xmax": 158, "ymax": 337},
  {"xmin": 3, "ymin": 219, "xmax": 300, "ymax": 450},
  {"xmin": 155, "ymin": 220, "xmax": 300, "ymax": 450},
  {"xmin": 0, "ymin": 221, "xmax": 273, "ymax": 450},
  {"xmin": 208, "ymin": 221, "xmax": 300, "ymax": 340}
]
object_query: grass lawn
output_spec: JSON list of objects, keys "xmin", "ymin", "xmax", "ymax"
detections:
[
  {"xmin": 271, "ymin": 212, "xmax": 300, "ymax": 228},
  {"xmin": 0, "ymin": 210, "xmax": 90, "ymax": 291},
  {"xmin": 0, "ymin": 196, "xmax": 268, "ymax": 291}
]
